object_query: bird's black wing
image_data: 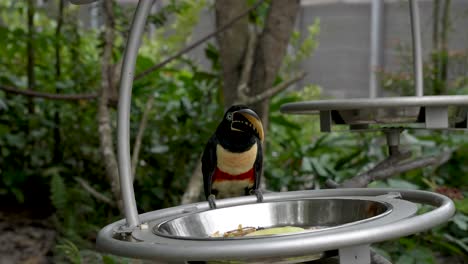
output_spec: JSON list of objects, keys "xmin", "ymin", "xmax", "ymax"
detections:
[
  {"xmin": 253, "ymin": 139, "xmax": 263, "ymax": 190},
  {"xmin": 201, "ymin": 134, "xmax": 218, "ymax": 199}
]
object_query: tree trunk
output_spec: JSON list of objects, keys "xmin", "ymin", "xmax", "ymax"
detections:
[
  {"xmin": 248, "ymin": 0, "xmax": 300, "ymax": 127},
  {"xmin": 98, "ymin": 0, "xmax": 122, "ymax": 210},
  {"xmin": 53, "ymin": 0, "xmax": 64, "ymax": 164},
  {"xmin": 27, "ymin": 0, "xmax": 35, "ymax": 114},
  {"xmin": 215, "ymin": 0, "xmax": 300, "ymax": 124},
  {"xmin": 215, "ymin": 0, "xmax": 250, "ymax": 108}
]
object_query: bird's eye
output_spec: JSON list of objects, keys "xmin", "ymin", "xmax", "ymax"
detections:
[{"xmin": 226, "ymin": 112, "xmax": 233, "ymax": 121}]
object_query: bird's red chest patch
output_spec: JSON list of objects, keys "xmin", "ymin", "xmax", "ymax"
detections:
[{"xmin": 212, "ymin": 167, "xmax": 255, "ymax": 182}]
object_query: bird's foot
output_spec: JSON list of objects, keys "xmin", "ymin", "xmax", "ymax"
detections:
[
  {"xmin": 208, "ymin": 194, "xmax": 217, "ymax": 209},
  {"xmin": 254, "ymin": 189, "xmax": 264, "ymax": 203}
]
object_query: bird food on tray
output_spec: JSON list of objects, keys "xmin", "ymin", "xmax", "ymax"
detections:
[{"xmin": 211, "ymin": 224, "xmax": 325, "ymax": 238}]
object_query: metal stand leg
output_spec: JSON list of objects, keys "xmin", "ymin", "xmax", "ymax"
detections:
[
  {"xmin": 339, "ymin": 244, "xmax": 371, "ymax": 264},
  {"xmin": 117, "ymin": 0, "xmax": 155, "ymax": 228}
]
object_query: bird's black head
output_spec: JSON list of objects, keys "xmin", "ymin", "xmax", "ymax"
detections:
[{"xmin": 216, "ymin": 105, "xmax": 264, "ymax": 145}]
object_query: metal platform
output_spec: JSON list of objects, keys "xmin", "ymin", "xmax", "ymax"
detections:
[
  {"xmin": 96, "ymin": 189, "xmax": 454, "ymax": 263},
  {"xmin": 280, "ymin": 96, "xmax": 468, "ymax": 132}
]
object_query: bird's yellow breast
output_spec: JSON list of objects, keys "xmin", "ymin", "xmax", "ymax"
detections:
[{"xmin": 216, "ymin": 144, "xmax": 257, "ymax": 175}]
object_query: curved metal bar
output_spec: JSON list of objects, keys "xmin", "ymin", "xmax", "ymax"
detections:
[
  {"xmin": 117, "ymin": 0, "xmax": 155, "ymax": 228},
  {"xmin": 96, "ymin": 188, "xmax": 455, "ymax": 261},
  {"xmin": 409, "ymin": 0, "xmax": 424, "ymax": 96}
]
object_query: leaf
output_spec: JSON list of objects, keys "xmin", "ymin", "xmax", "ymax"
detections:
[
  {"xmin": 55, "ymin": 240, "xmax": 82, "ymax": 264},
  {"xmin": 204, "ymin": 43, "xmax": 220, "ymax": 71},
  {"xmin": 409, "ymin": 247, "xmax": 435, "ymax": 263},
  {"xmin": 396, "ymin": 254, "xmax": 415, "ymax": 264},
  {"xmin": 432, "ymin": 234, "xmax": 464, "ymax": 255},
  {"xmin": 5, "ymin": 133, "xmax": 26, "ymax": 148},
  {"xmin": 11, "ymin": 187, "xmax": 24, "ymax": 203},
  {"xmin": 0, "ymin": 98, "xmax": 7, "ymax": 110},
  {"xmin": 310, "ymin": 157, "xmax": 328, "ymax": 177},
  {"xmin": 455, "ymin": 198, "xmax": 468, "ymax": 214},
  {"xmin": 42, "ymin": 166, "xmax": 65, "ymax": 178},
  {"xmin": 387, "ymin": 179, "xmax": 420, "ymax": 190},
  {"xmin": 452, "ymin": 213, "xmax": 468, "ymax": 231},
  {"xmin": 150, "ymin": 144, "xmax": 169, "ymax": 154},
  {"xmin": 101, "ymin": 255, "xmax": 118, "ymax": 264},
  {"xmin": 301, "ymin": 157, "xmax": 313, "ymax": 172},
  {"xmin": 444, "ymin": 234, "xmax": 468, "ymax": 253},
  {"xmin": 269, "ymin": 115, "xmax": 301, "ymax": 130},
  {"xmin": 50, "ymin": 174, "xmax": 68, "ymax": 211}
]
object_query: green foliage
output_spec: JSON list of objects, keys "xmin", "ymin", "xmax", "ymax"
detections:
[
  {"xmin": 56, "ymin": 239, "xmax": 82, "ymax": 264},
  {"xmin": 394, "ymin": 241, "xmax": 436, "ymax": 264},
  {"xmin": 50, "ymin": 173, "xmax": 68, "ymax": 212},
  {"xmin": 282, "ymin": 18, "xmax": 321, "ymax": 74},
  {"xmin": 381, "ymin": 42, "xmax": 468, "ymax": 96},
  {"xmin": 0, "ymin": 0, "xmax": 214, "ymax": 261},
  {"xmin": 0, "ymin": 0, "xmax": 467, "ymax": 263},
  {"xmin": 140, "ymin": 0, "xmax": 207, "ymax": 59},
  {"xmin": 246, "ymin": 0, "xmax": 270, "ymax": 27},
  {"xmin": 131, "ymin": 67, "xmax": 220, "ymax": 209}
]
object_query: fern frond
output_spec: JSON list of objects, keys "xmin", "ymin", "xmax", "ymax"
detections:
[{"xmin": 50, "ymin": 174, "xmax": 68, "ymax": 211}]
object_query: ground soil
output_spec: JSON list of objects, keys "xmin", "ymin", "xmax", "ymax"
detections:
[{"xmin": 0, "ymin": 206, "xmax": 56, "ymax": 264}]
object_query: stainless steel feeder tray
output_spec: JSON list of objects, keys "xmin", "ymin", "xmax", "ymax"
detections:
[
  {"xmin": 96, "ymin": 189, "xmax": 455, "ymax": 263},
  {"xmin": 155, "ymin": 198, "xmax": 395, "ymax": 240}
]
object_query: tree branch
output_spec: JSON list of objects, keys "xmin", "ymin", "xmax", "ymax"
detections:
[
  {"xmin": 131, "ymin": 96, "xmax": 154, "ymax": 181},
  {"xmin": 363, "ymin": 150, "xmax": 411, "ymax": 176},
  {"xmin": 0, "ymin": 85, "xmax": 98, "ymax": 101},
  {"xmin": 334, "ymin": 151, "xmax": 453, "ymax": 188},
  {"xmin": 98, "ymin": 0, "xmax": 122, "ymax": 210},
  {"xmin": 237, "ymin": 29, "xmax": 257, "ymax": 96},
  {"xmin": 134, "ymin": 0, "xmax": 265, "ymax": 81},
  {"xmin": 75, "ymin": 177, "xmax": 116, "ymax": 207},
  {"xmin": 181, "ymin": 158, "xmax": 203, "ymax": 205},
  {"xmin": 325, "ymin": 148, "xmax": 411, "ymax": 188},
  {"xmin": 236, "ymin": 71, "xmax": 306, "ymax": 105}
]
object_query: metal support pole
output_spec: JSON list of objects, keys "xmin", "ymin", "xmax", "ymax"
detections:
[
  {"xmin": 117, "ymin": 0, "xmax": 155, "ymax": 228},
  {"xmin": 339, "ymin": 244, "xmax": 371, "ymax": 264},
  {"xmin": 409, "ymin": 0, "xmax": 424, "ymax": 97},
  {"xmin": 384, "ymin": 128, "xmax": 402, "ymax": 156},
  {"xmin": 369, "ymin": 0, "xmax": 384, "ymax": 98}
]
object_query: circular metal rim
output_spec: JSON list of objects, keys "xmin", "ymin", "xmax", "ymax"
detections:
[
  {"xmin": 152, "ymin": 198, "xmax": 395, "ymax": 241},
  {"xmin": 280, "ymin": 95, "xmax": 468, "ymax": 114},
  {"xmin": 96, "ymin": 188, "xmax": 455, "ymax": 261}
]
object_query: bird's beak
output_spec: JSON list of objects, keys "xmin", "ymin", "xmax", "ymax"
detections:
[{"xmin": 231, "ymin": 109, "xmax": 264, "ymax": 142}]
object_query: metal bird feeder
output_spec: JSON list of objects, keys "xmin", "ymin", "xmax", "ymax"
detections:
[{"xmin": 67, "ymin": 0, "xmax": 462, "ymax": 263}]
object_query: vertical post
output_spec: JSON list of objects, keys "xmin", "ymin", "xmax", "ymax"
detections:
[
  {"xmin": 339, "ymin": 244, "xmax": 371, "ymax": 264},
  {"xmin": 425, "ymin": 106, "xmax": 449, "ymax": 128},
  {"xmin": 409, "ymin": 0, "xmax": 424, "ymax": 97},
  {"xmin": 369, "ymin": 0, "xmax": 384, "ymax": 98},
  {"xmin": 117, "ymin": 0, "xmax": 155, "ymax": 228},
  {"xmin": 320, "ymin": 111, "xmax": 332, "ymax": 132}
]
